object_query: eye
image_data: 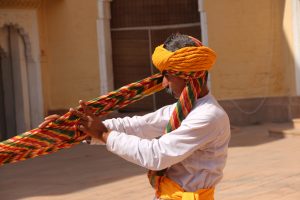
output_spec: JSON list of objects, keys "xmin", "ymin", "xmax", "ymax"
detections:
[{"xmin": 162, "ymin": 71, "xmax": 169, "ymax": 78}]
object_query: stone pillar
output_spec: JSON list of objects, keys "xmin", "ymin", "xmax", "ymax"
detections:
[
  {"xmin": 293, "ymin": 0, "xmax": 300, "ymax": 95},
  {"xmin": 198, "ymin": 0, "xmax": 208, "ymax": 46},
  {"xmin": 97, "ymin": 0, "xmax": 114, "ymax": 95},
  {"xmin": 198, "ymin": 0, "xmax": 211, "ymax": 89}
]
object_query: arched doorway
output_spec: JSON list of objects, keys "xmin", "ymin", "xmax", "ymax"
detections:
[
  {"xmin": 0, "ymin": 46, "xmax": 17, "ymax": 141},
  {"xmin": 110, "ymin": 0, "xmax": 201, "ymax": 112},
  {"xmin": 0, "ymin": 24, "xmax": 36, "ymax": 140}
]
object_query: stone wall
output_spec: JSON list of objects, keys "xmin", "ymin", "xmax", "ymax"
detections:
[{"xmin": 219, "ymin": 96, "xmax": 300, "ymax": 125}]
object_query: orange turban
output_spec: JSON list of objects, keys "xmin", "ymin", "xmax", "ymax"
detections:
[{"xmin": 152, "ymin": 44, "xmax": 217, "ymax": 73}]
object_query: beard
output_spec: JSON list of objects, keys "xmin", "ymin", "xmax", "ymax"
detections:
[
  {"xmin": 165, "ymin": 87, "xmax": 173, "ymax": 95},
  {"xmin": 165, "ymin": 87, "xmax": 178, "ymax": 99}
]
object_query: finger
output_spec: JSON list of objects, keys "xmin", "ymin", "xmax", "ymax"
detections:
[
  {"xmin": 79, "ymin": 100, "xmax": 93, "ymax": 115},
  {"xmin": 70, "ymin": 108, "xmax": 89, "ymax": 122},
  {"xmin": 38, "ymin": 120, "xmax": 52, "ymax": 129},
  {"xmin": 79, "ymin": 100, "xmax": 88, "ymax": 113},
  {"xmin": 78, "ymin": 125, "xmax": 88, "ymax": 133},
  {"xmin": 79, "ymin": 100, "xmax": 87, "ymax": 109},
  {"xmin": 78, "ymin": 119, "xmax": 88, "ymax": 127},
  {"xmin": 44, "ymin": 114, "xmax": 60, "ymax": 121}
]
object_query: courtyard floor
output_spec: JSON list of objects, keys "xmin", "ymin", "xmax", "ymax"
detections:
[{"xmin": 0, "ymin": 122, "xmax": 299, "ymax": 200}]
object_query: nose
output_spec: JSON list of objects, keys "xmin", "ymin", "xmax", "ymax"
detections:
[{"xmin": 162, "ymin": 76, "xmax": 169, "ymax": 88}]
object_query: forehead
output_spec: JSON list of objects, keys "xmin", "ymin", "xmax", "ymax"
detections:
[
  {"xmin": 162, "ymin": 70, "xmax": 187, "ymax": 80},
  {"xmin": 162, "ymin": 70, "xmax": 176, "ymax": 77}
]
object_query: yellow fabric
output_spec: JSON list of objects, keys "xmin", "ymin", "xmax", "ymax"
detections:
[
  {"xmin": 152, "ymin": 44, "xmax": 217, "ymax": 73},
  {"xmin": 158, "ymin": 177, "xmax": 214, "ymax": 200},
  {"xmin": 144, "ymin": 83, "xmax": 164, "ymax": 95}
]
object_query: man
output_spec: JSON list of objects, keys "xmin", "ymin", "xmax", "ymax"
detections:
[{"xmin": 40, "ymin": 33, "xmax": 230, "ymax": 200}]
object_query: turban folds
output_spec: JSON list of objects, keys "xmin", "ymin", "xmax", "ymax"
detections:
[{"xmin": 152, "ymin": 44, "xmax": 217, "ymax": 73}]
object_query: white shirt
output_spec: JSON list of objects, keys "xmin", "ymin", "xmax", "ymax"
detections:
[{"xmin": 94, "ymin": 93, "xmax": 230, "ymax": 191}]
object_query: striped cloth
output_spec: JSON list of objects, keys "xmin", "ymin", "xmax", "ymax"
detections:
[
  {"xmin": 0, "ymin": 39, "xmax": 216, "ymax": 200},
  {"xmin": 147, "ymin": 70, "xmax": 208, "ymax": 193},
  {"xmin": 0, "ymin": 74, "xmax": 164, "ymax": 166},
  {"xmin": 148, "ymin": 37, "xmax": 216, "ymax": 194}
]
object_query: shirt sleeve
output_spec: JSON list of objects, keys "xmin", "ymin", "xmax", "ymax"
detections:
[
  {"xmin": 106, "ymin": 116, "xmax": 220, "ymax": 171},
  {"xmin": 103, "ymin": 104, "xmax": 174, "ymax": 139},
  {"xmin": 89, "ymin": 104, "xmax": 174, "ymax": 145}
]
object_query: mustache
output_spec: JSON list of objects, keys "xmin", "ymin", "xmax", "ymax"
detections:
[{"xmin": 165, "ymin": 87, "xmax": 174, "ymax": 96}]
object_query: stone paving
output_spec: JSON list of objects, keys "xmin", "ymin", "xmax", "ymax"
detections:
[{"xmin": 0, "ymin": 123, "xmax": 299, "ymax": 200}]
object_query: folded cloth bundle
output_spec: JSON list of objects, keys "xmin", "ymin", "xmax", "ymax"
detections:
[
  {"xmin": 0, "ymin": 74, "xmax": 163, "ymax": 166},
  {"xmin": 0, "ymin": 37, "xmax": 216, "ymax": 172}
]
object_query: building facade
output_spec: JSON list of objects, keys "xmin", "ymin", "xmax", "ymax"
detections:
[{"xmin": 0, "ymin": 0, "xmax": 299, "ymax": 140}]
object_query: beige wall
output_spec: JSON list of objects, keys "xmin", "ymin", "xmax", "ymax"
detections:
[
  {"xmin": 205, "ymin": 0, "xmax": 295, "ymax": 100},
  {"xmin": 39, "ymin": 0, "xmax": 100, "ymax": 112},
  {"xmin": 37, "ymin": 0, "xmax": 297, "ymax": 113}
]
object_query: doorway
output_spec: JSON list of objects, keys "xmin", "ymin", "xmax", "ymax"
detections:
[
  {"xmin": 110, "ymin": 0, "xmax": 201, "ymax": 112},
  {"xmin": 0, "ymin": 24, "xmax": 32, "ymax": 140}
]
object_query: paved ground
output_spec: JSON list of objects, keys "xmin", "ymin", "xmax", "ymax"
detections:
[{"xmin": 0, "ymin": 122, "xmax": 299, "ymax": 200}]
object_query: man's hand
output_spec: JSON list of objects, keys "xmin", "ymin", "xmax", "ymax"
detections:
[
  {"xmin": 38, "ymin": 114, "xmax": 60, "ymax": 129},
  {"xmin": 70, "ymin": 100, "xmax": 110, "ymax": 143},
  {"xmin": 38, "ymin": 100, "xmax": 110, "ymax": 144}
]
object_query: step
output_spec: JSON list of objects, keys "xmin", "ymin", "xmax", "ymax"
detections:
[
  {"xmin": 268, "ymin": 128, "xmax": 300, "ymax": 137},
  {"xmin": 292, "ymin": 118, "xmax": 300, "ymax": 129}
]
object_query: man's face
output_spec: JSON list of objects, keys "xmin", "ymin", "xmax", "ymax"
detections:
[{"xmin": 162, "ymin": 73, "xmax": 186, "ymax": 99}]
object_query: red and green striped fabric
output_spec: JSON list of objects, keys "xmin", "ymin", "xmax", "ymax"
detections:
[
  {"xmin": 0, "ymin": 68, "xmax": 207, "ymax": 188},
  {"xmin": 148, "ymin": 70, "xmax": 208, "ymax": 192},
  {"xmin": 0, "ymin": 73, "xmax": 164, "ymax": 166}
]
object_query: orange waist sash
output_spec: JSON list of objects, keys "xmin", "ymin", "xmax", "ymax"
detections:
[{"xmin": 157, "ymin": 177, "xmax": 214, "ymax": 200}]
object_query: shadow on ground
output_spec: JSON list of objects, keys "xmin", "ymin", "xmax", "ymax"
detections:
[
  {"xmin": 229, "ymin": 122, "xmax": 291, "ymax": 147},
  {"xmin": 0, "ymin": 144, "xmax": 147, "ymax": 200},
  {"xmin": 0, "ymin": 110, "xmax": 294, "ymax": 200}
]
